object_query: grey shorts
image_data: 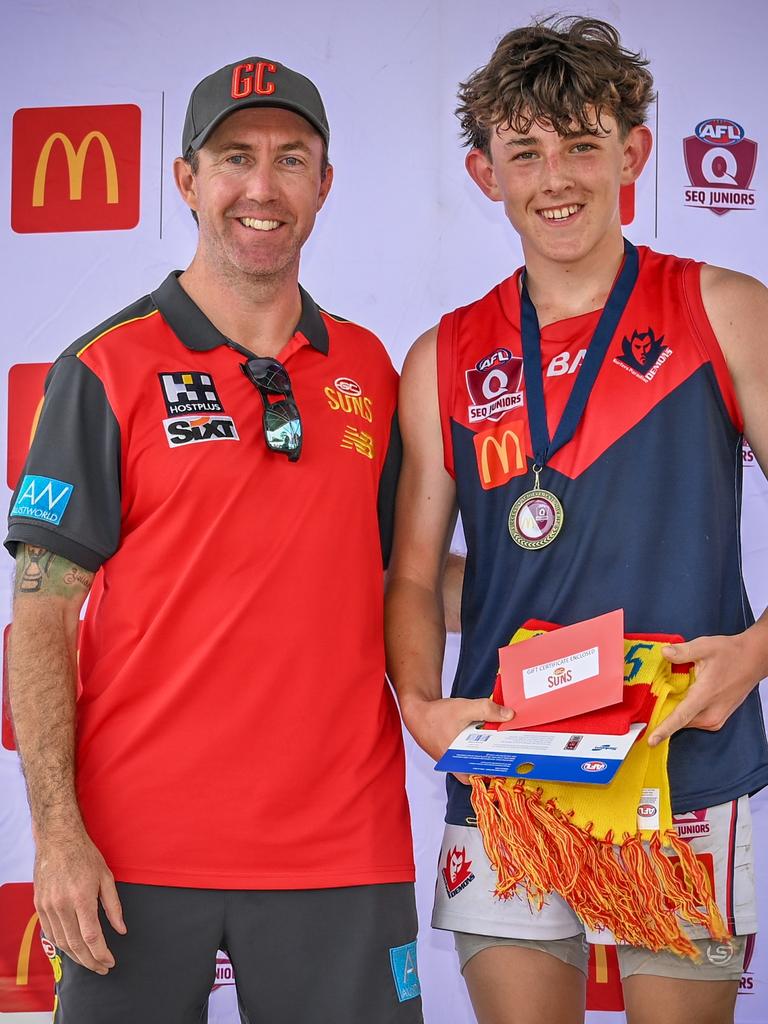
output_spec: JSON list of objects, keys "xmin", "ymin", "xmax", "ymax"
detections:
[
  {"xmin": 453, "ymin": 931, "xmax": 749, "ymax": 981},
  {"xmin": 434, "ymin": 796, "xmax": 756, "ymax": 983},
  {"xmin": 51, "ymin": 881, "xmax": 423, "ymax": 1024}
]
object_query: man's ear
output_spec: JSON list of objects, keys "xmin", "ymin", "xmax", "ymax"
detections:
[
  {"xmin": 173, "ymin": 156, "xmax": 198, "ymax": 213},
  {"xmin": 621, "ymin": 125, "xmax": 653, "ymax": 185},
  {"xmin": 465, "ymin": 147, "xmax": 503, "ymax": 202},
  {"xmin": 317, "ymin": 163, "xmax": 334, "ymax": 211}
]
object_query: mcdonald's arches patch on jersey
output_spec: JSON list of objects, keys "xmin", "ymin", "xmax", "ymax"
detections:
[{"xmin": 11, "ymin": 104, "xmax": 141, "ymax": 233}]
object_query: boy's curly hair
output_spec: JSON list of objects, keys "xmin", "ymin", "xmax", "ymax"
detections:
[{"xmin": 457, "ymin": 16, "xmax": 655, "ymax": 153}]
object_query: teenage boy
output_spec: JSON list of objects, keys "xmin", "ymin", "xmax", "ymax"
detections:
[{"xmin": 386, "ymin": 17, "xmax": 768, "ymax": 1024}]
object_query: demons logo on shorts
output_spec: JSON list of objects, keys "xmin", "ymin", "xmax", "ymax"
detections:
[
  {"xmin": 613, "ymin": 327, "xmax": 672, "ymax": 382},
  {"xmin": 442, "ymin": 846, "xmax": 475, "ymax": 898}
]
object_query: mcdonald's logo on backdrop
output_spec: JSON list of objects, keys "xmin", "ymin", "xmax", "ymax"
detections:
[
  {"xmin": 11, "ymin": 104, "xmax": 141, "ymax": 232},
  {"xmin": 0, "ymin": 883, "xmax": 55, "ymax": 1011}
]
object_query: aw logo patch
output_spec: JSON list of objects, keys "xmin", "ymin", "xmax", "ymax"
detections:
[
  {"xmin": 389, "ymin": 941, "xmax": 420, "ymax": 1003},
  {"xmin": 442, "ymin": 845, "xmax": 475, "ymax": 898},
  {"xmin": 159, "ymin": 372, "xmax": 239, "ymax": 448},
  {"xmin": 613, "ymin": 327, "xmax": 672, "ymax": 382},
  {"xmin": 465, "ymin": 347, "xmax": 524, "ymax": 423},
  {"xmin": 683, "ymin": 118, "xmax": 758, "ymax": 216},
  {"xmin": 11, "ymin": 475, "xmax": 73, "ymax": 526}
]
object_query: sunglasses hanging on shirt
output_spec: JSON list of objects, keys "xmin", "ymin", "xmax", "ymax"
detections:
[{"xmin": 240, "ymin": 357, "xmax": 303, "ymax": 462}]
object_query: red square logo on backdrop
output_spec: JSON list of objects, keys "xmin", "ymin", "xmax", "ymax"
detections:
[
  {"xmin": 0, "ymin": 883, "xmax": 55, "ymax": 1012},
  {"xmin": 7, "ymin": 363, "xmax": 51, "ymax": 490},
  {"xmin": 11, "ymin": 104, "xmax": 141, "ymax": 233},
  {"xmin": 620, "ymin": 183, "xmax": 635, "ymax": 225}
]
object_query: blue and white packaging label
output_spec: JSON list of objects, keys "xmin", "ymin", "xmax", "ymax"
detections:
[
  {"xmin": 435, "ymin": 722, "xmax": 645, "ymax": 784},
  {"xmin": 11, "ymin": 475, "xmax": 74, "ymax": 526}
]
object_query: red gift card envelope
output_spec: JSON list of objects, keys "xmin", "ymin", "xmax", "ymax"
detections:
[{"xmin": 498, "ymin": 609, "xmax": 625, "ymax": 730}]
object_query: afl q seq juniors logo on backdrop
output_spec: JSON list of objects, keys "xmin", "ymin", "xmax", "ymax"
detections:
[{"xmin": 683, "ymin": 118, "xmax": 758, "ymax": 216}]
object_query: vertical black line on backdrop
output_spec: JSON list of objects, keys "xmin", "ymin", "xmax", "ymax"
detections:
[{"xmin": 160, "ymin": 91, "xmax": 165, "ymax": 240}]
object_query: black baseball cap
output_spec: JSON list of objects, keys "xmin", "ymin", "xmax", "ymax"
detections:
[{"xmin": 182, "ymin": 58, "xmax": 330, "ymax": 155}]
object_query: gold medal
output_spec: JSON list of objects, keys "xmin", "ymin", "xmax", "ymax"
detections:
[{"xmin": 508, "ymin": 466, "xmax": 564, "ymax": 549}]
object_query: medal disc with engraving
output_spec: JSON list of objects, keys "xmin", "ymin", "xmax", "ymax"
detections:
[{"xmin": 508, "ymin": 488, "xmax": 564, "ymax": 549}]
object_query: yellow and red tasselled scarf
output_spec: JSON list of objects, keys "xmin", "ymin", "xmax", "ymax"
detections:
[{"xmin": 470, "ymin": 621, "xmax": 728, "ymax": 959}]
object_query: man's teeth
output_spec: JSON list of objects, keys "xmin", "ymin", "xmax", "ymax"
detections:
[
  {"xmin": 240, "ymin": 217, "xmax": 281, "ymax": 230},
  {"xmin": 540, "ymin": 204, "xmax": 582, "ymax": 221}
]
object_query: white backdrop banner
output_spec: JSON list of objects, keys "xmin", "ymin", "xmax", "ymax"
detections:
[{"xmin": 1, "ymin": 1, "xmax": 767, "ymax": 1021}]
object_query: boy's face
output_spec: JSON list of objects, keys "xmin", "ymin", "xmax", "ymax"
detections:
[{"xmin": 466, "ymin": 109, "xmax": 651, "ymax": 267}]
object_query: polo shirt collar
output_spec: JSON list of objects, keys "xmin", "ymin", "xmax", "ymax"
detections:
[{"xmin": 151, "ymin": 271, "xmax": 329, "ymax": 355}]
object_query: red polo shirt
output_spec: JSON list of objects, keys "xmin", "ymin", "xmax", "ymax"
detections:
[{"xmin": 6, "ymin": 274, "xmax": 414, "ymax": 888}]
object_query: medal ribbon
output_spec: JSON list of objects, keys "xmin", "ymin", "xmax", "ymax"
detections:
[{"xmin": 520, "ymin": 238, "xmax": 639, "ymax": 470}]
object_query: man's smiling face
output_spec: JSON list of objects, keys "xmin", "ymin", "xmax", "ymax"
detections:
[{"xmin": 183, "ymin": 106, "xmax": 332, "ymax": 282}]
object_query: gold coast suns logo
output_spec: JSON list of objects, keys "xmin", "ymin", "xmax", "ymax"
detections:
[{"xmin": 324, "ymin": 377, "xmax": 373, "ymax": 422}]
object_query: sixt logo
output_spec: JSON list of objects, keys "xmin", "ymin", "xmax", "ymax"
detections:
[
  {"xmin": 581, "ymin": 761, "xmax": 607, "ymax": 773},
  {"xmin": 163, "ymin": 415, "xmax": 239, "ymax": 447},
  {"xmin": 11, "ymin": 475, "xmax": 74, "ymax": 526},
  {"xmin": 695, "ymin": 118, "xmax": 745, "ymax": 145},
  {"xmin": 476, "ymin": 348, "xmax": 513, "ymax": 373}
]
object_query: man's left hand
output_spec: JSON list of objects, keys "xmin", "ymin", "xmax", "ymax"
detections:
[{"xmin": 648, "ymin": 628, "xmax": 768, "ymax": 747}]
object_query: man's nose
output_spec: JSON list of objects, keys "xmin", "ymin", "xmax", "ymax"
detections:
[
  {"xmin": 243, "ymin": 161, "xmax": 280, "ymax": 204},
  {"xmin": 539, "ymin": 153, "xmax": 575, "ymax": 194}
]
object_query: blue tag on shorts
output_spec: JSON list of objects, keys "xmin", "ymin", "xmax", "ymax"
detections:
[
  {"xmin": 11, "ymin": 475, "xmax": 74, "ymax": 526},
  {"xmin": 389, "ymin": 941, "xmax": 420, "ymax": 1002}
]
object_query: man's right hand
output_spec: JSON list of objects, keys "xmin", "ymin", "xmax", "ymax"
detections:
[
  {"xmin": 34, "ymin": 829, "xmax": 126, "ymax": 974},
  {"xmin": 400, "ymin": 694, "xmax": 514, "ymax": 764}
]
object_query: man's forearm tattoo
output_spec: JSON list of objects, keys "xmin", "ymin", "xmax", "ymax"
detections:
[
  {"xmin": 18, "ymin": 546, "xmax": 54, "ymax": 593},
  {"xmin": 14, "ymin": 547, "xmax": 94, "ymax": 598}
]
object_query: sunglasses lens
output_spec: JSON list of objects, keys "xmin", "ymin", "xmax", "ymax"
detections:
[
  {"xmin": 264, "ymin": 401, "xmax": 302, "ymax": 453},
  {"xmin": 248, "ymin": 360, "xmax": 292, "ymax": 395}
]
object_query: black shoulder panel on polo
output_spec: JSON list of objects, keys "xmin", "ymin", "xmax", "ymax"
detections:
[
  {"xmin": 59, "ymin": 294, "xmax": 157, "ymax": 360},
  {"xmin": 5, "ymin": 356, "xmax": 122, "ymax": 572},
  {"xmin": 152, "ymin": 273, "xmax": 329, "ymax": 354}
]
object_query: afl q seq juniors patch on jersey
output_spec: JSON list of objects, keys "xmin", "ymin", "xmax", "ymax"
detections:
[
  {"xmin": 5, "ymin": 273, "xmax": 414, "ymax": 889},
  {"xmin": 436, "ymin": 245, "xmax": 768, "ymax": 828}
]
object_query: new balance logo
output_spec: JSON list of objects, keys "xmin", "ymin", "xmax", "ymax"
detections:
[{"xmin": 341, "ymin": 426, "xmax": 374, "ymax": 459}]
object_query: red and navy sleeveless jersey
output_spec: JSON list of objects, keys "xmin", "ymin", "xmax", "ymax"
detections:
[{"xmin": 437, "ymin": 245, "xmax": 768, "ymax": 825}]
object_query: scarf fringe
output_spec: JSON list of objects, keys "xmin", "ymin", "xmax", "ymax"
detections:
[{"xmin": 471, "ymin": 777, "xmax": 729, "ymax": 959}]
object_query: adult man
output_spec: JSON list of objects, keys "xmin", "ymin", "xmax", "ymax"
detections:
[
  {"xmin": 6, "ymin": 58, "xmax": 422, "ymax": 1023},
  {"xmin": 386, "ymin": 17, "xmax": 768, "ymax": 1024}
]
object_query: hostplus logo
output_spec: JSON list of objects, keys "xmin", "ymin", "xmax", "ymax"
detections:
[
  {"xmin": 159, "ymin": 372, "xmax": 239, "ymax": 448},
  {"xmin": 683, "ymin": 118, "xmax": 758, "ymax": 215}
]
